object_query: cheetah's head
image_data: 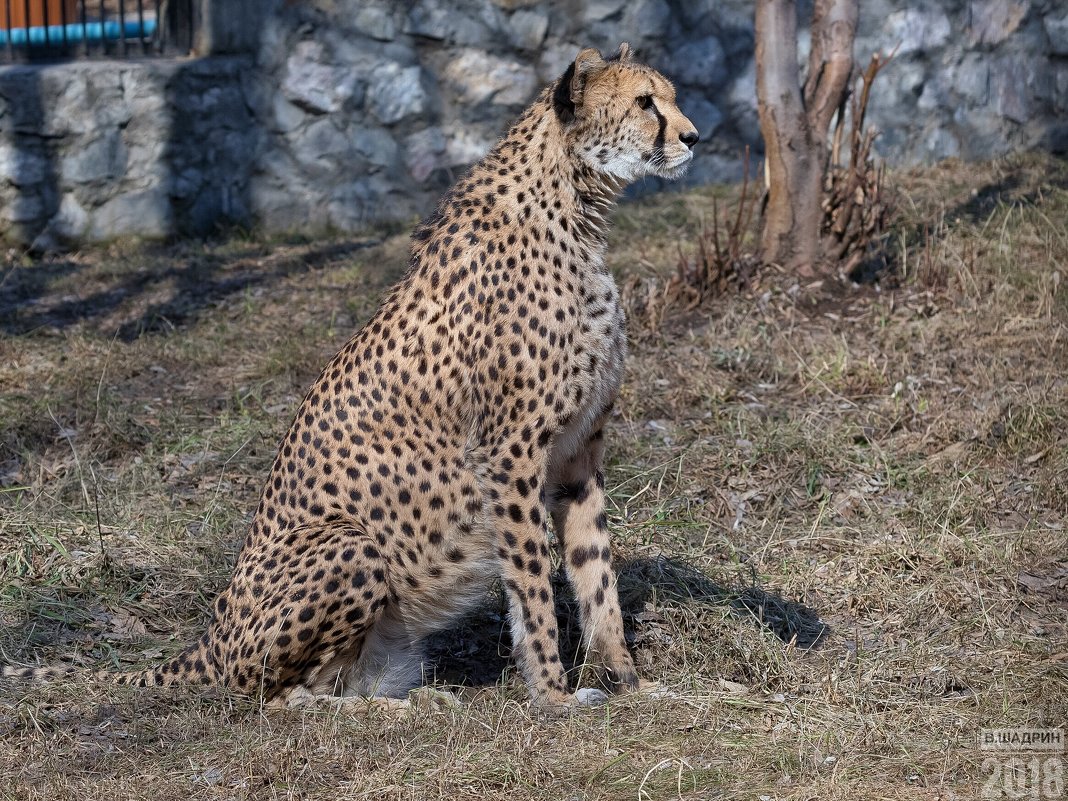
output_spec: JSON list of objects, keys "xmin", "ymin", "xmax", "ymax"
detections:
[{"xmin": 554, "ymin": 43, "xmax": 699, "ymax": 184}]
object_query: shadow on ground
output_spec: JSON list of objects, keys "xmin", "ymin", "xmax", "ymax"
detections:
[
  {"xmin": 0, "ymin": 239, "xmax": 378, "ymax": 339},
  {"xmin": 428, "ymin": 555, "xmax": 828, "ymax": 690}
]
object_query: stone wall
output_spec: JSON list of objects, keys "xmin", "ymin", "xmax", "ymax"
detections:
[{"xmin": 1, "ymin": 0, "xmax": 1066, "ymax": 247}]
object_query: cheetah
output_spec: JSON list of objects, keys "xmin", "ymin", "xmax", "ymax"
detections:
[{"xmin": 4, "ymin": 43, "xmax": 698, "ymax": 711}]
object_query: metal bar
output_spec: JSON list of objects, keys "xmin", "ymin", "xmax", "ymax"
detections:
[
  {"xmin": 117, "ymin": 0, "xmax": 125, "ymax": 56},
  {"xmin": 98, "ymin": 0, "xmax": 104, "ymax": 55},
  {"xmin": 21, "ymin": 0, "xmax": 30, "ymax": 55},
  {"xmin": 136, "ymin": 0, "xmax": 144, "ymax": 54},
  {"xmin": 5, "ymin": 0, "xmax": 13, "ymax": 62},
  {"xmin": 153, "ymin": 0, "xmax": 159, "ymax": 53},
  {"xmin": 80, "ymin": 0, "xmax": 88, "ymax": 57},
  {"xmin": 60, "ymin": 0, "xmax": 69, "ymax": 51},
  {"xmin": 22, "ymin": 0, "xmax": 30, "ymax": 55}
]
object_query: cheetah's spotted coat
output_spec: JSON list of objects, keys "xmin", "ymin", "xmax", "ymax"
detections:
[{"xmin": 6, "ymin": 44, "xmax": 698, "ymax": 710}]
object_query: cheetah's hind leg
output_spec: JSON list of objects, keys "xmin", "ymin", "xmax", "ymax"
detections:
[{"xmin": 230, "ymin": 528, "xmax": 395, "ymax": 702}]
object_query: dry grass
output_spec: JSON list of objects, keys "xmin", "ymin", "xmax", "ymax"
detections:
[{"xmin": 1, "ymin": 153, "xmax": 1067, "ymax": 800}]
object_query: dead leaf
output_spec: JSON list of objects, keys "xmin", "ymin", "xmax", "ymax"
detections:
[{"xmin": 104, "ymin": 610, "xmax": 147, "ymax": 641}]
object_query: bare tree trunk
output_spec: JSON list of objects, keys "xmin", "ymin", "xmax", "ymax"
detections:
[{"xmin": 756, "ymin": 0, "xmax": 858, "ymax": 278}]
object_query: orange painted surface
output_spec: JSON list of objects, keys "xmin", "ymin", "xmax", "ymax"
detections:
[{"xmin": 2, "ymin": 0, "xmax": 80, "ymax": 30}]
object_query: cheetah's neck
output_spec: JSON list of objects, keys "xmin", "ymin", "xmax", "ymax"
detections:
[{"xmin": 487, "ymin": 91, "xmax": 627, "ymax": 249}]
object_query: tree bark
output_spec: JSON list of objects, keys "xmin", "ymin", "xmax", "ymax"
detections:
[{"xmin": 756, "ymin": 0, "xmax": 858, "ymax": 278}]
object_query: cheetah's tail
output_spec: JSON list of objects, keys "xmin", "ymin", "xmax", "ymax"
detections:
[{"xmin": 2, "ymin": 635, "xmax": 218, "ymax": 690}]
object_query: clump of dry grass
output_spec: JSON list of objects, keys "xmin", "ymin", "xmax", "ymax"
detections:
[
  {"xmin": 821, "ymin": 52, "xmax": 898, "ymax": 279},
  {"xmin": 2, "ymin": 153, "xmax": 1067, "ymax": 800},
  {"xmin": 622, "ymin": 151, "xmax": 761, "ymax": 331}
]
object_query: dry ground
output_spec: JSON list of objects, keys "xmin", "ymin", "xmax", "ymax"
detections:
[{"xmin": 1, "ymin": 153, "xmax": 1066, "ymax": 800}]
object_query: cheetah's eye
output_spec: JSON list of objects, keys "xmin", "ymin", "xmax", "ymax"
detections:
[{"xmin": 636, "ymin": 95, "xmax": 653, "ymax": 110}]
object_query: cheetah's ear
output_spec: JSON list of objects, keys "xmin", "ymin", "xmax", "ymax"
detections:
[
  {"xmin": 611, "ymin": 42, "xmax": 633, "ymax": 63},
  {"xmin": 553, "ymin": 47, "xmax": 608, "ymax": 124},
  {"xmin": 570, "ymin": 47, "xmax": 608, "ymax": 107}
]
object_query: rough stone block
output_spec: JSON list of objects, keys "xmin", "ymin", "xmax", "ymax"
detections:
[
  {"xmin": 367, "ymin": 63, "xmax": 428, "ymax": 124},
  {"xmin": 2, "ymin": 191, "xmax": 45, "ymax": 223},
  {"xmin": 90, "ymin": 187, "xmax": 173, "ymax": 240},
  {"xmin": 32, "ymin": 193, "xmax": 89, "ymax": 250},
  {"xmin": 282, "ymin": 40, "xmax": 362, "ymax": 115},
  {"xmin": 967, "ymin": 0, "xmax": 1029, "ymax": 47},
  {"xmin": 537, "ymin": 41, "xmax": 582, "ymax": 84},
  {"xmin": 584, "ymin": 0, "xmax": 627, "ymax": 22},
  {"xmin": 354, "ymin": 126, "xmax": 400, "ymax": 169},
  {"xmin": 507, "ymin": 9, "xmax": 549, "ymax": 50},
  {"xmin": 294, "ymin": 117, "xmax": 353, "ymax": 165},
  {"xmin": 622, "ymin": 0, "xmax": 673, "ymax": 42},
  {"xmin": 666, "ymin": 36, "xmax": 727, "ymax": 88},
  {"xmin": 443, "ymin": 123, "xmax": 494, "ymax": 167},
  {"xmin": 883, "ymin": 8, "xmax": 951, "ymax": 54},
  {"xmin": 60, "ymin": 131, "xmax": 127, "ymax": 186},
  {"xmin": 354, "ymin": 3, "xmax": 399, "ymax": 41},
  {"xmin": 678, "ymin": 93, "xmax": 723, "ymax": 140},
  {"xmin": 1045, "ymin": 9, "xmax": 1068, "ymax": 56},
  {"xmin": 0, "ymin": 143, "xmax": 50, "ymax": 186},
  {"xmin": 405, "ymin": 127, "xmax": 447, "ymax": 182},
  {"xmin": 954, "ymin": 54, "xmax": 991, "ymax": 105},
  {"xmin": 991, "ymin": 55, "xmax": 1040, "ymax": 124},
  {"xmin": 404, "ymin": 0, "xmax": 503, "ymax": 45},
  {"xmin": 271, "ymin": 94, "xmax": 307, "ymax": 134},
  {"xmin": 444, "ymin": 49, "xmax": 538, "ymax": 106}
]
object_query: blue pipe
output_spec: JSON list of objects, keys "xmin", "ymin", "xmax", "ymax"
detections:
[{"xmin": 0, "ymin": 18, "xmax": 157, "ymax": 46}]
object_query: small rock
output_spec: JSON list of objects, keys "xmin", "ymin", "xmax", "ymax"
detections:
[
  {"xmin": 3, "ymin": 192, "xmax": 45, "ymax": 223},
  {"xmin": 921, "ymin": 126, "xmax": 962, "ymax": 161},
  {"xmin": 575, "ymin": 687, "xmax": 609, "ymax": 706}
]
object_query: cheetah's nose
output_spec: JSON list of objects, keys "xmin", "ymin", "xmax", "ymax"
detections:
[{"xmin": 680, "ymin": 130, "xmax": 699, "ymax": 149}]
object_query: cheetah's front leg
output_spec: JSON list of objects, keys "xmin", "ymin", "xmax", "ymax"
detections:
[
  {"xmin": 476, "ymin": 433, "xmax": 575, "ymax": 709},
  {"xmin": 549, "ymin": 421, "xmax": 639, "ymax": 693}
]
